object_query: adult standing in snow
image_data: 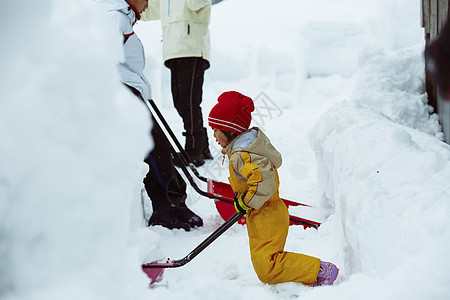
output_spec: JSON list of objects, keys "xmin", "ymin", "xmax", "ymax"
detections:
[
  {"xmin": 141, "ymin": 0, "xmax": 213, "ymax": 167},
  {"xmin": 97, "ymin": 0, "xmax": 203, "ymax": 231},
  {"xmin": 208, "ymin": 91, "xmax": 339, "ymax": 286}
]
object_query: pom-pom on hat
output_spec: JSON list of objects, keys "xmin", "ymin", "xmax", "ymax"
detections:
[{"xmin": 208, "ymin": 91, "xmax": 255, "ymax": 135}]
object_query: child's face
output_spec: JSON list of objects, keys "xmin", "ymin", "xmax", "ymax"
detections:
[
  {"xmin": 213, "ymin": 129, "xmax": 229, "ymax": 148},
  {"xmin": 130, "ymin": 0, "xmax": 148, "ymax": 13}
]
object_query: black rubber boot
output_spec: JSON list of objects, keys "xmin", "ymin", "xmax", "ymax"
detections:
[
  {"xmin": 199, "ymin": 128, "xmax": 213, "ymax": 161},
  {"xmin": 178, "ymin": 128, "xmax": 212, "ymax": 167},
  {"xmin": 202, "ymin": 147, "xmax": 213, "ymax": 160},
  {"xmin": 148, "ymin": 201, "xmax": 191, "ymax": 231},
  {"xmin": 172, "ymin": 202, "xmax": 204, "ymax": 228},
  {"xmin": 172, "ymin": 151, "xmax": 204, "ymax": 167},
  {"xmin": 185, "ymin": 151, "xmax": 205, "ymax": 167}
]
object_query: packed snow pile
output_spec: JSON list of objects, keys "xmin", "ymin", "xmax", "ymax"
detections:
[
  {"xmin": 352, "ymin": 46, "xmax": 442, "ymax": 137},
  {"xmin": 308, "ymin": 42, "xmax": 450, "ymax": 299},
  {"xmin": 311, "ymin": 102, "xmax": 450, "ymax": 299},
  {"xmin": 0, "ymin": 1, "xmax": 151, "ymax": 299}
]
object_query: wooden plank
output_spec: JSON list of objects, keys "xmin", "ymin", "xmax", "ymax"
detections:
[
  {"xmin": 438, "ymin": 95, "xmax": 450, "ymax": 143},
  {"xmin": 423, "ymin": 0, "xmax": 431, "ymax": 37},
  {"xmin": 438, "ymin": 0, "xmax": 449, "ymax": 31},
  {"xmin": 430, "ymin": 0, "xmax": 439, "ymax": 39},
  {"xmin": 422, "ymin": 0, "xmax": 450, "ymax": 142},
  {"xmin": 421, "ymin": 0, "xmax": 426, "ymax": 28}
]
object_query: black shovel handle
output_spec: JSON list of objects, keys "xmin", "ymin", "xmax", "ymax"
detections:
[
  {"xmin": 142, "ymin": 211, "xmax": 246, "ymax": 269},
  {"xmin": 143, "ymin": 99, "xmax": 234, "ymax": 205},
  {"xmin": 147, "ymin": 99, "xmax": 208, "ymax": 182}
]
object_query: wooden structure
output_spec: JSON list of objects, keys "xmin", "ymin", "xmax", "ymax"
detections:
[{"xmin": 422, "ymin": 0, "xmax": 450, "ymax": 143}]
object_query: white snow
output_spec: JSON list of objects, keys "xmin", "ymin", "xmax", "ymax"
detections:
[{"xmin": 1, "ymin": 0, "xmax": 449, "ymax": 299}]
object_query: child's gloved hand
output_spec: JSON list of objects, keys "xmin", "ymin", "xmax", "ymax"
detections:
[{"xmin": 234, "ymin": 192, "xmax": 251, "ymax": 213}]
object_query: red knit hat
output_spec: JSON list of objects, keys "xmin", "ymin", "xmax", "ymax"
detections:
[{"xmin": 208, "ymin": 91, "xmax": 255, "ymax": 135}]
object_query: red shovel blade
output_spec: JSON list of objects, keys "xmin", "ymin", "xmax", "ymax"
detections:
[
  {"xmin": 207, "ymin": 179, "xmax": 311, "ymax": 208},
  {"xmin": 142, "ymin": 268, "xmax": 164, "ymax": 285},
  {"xmin": 208, "ymin": 179, "xmax": 320, "ymax": 228},
  {"xmin": 207, "ymin": 179, "xmax": 246, "ymax": 224},
  {"xmin": 215, "ymin": 199, "xmax": 247, "ymax": 225},
  {"xmin": 142, "ymin": 266, "xmax": 164, "ymax": 285},
  {"xmin": 142, "ymin": 260, "xmax": 174, "ymax": 285}
]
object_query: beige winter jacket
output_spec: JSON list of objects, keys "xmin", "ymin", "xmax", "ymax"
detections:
[
  {"xmin": 222, "ymin": 128, "xmax": 283, "ymax": 210},
  {"xmin": 141, "ymin": 0, "xmax": 211, "ymax": 63}
]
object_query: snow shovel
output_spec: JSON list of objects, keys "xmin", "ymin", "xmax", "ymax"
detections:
[
  {"xmin": 144, "ymin": 99, "xmax": 320, "ymax": 229},
  {"xmin": 142, "ymin": 210, "xmax": 246, "ymax": 285},
  {"xmin": 208, "ymin": 180, "xmax": 320, "ymax": 228}
]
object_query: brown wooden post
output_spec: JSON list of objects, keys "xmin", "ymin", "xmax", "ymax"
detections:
[
  {"xmin": 423, "ymin": 0, "xmax": 437, "ymax": 112},
  {"xmin": 438, "ymin": 0, "xmax": 449, "ymax": 31},
  {"xmin": 422, "ymin": 0, "xmax": 450, "ymax": 143}
]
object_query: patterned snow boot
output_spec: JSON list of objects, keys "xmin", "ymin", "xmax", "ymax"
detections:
[{"xmin": 312, "ymin": 261, "xmax": 339, "ymax": 286}]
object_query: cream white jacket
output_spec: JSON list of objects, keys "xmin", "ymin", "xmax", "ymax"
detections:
[
  {"xmin": 142, "ymin": 0, "xmax": 211, "ymax": 63},
  {"xmin": 223, "ymin": 128, "xmax": 283, "ymax": 210}
]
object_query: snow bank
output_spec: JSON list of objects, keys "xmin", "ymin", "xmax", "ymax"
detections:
[
  {"xmin": 0, "ymin": 0, "xmax": 152, "ymax": 299},
  {"xmin": 353, "ymin": 45, "xmax": 442, "ymax": 138},
  {"xmin": 310, "ymin": 47, "xmax": 450, "ymax": 299}
]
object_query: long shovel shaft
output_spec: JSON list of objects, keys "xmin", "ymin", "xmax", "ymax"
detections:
[
  {"xmin": 147, "ymin": 99, "xmax": 207, "ymax": 182},
  {"xmin": 144, "ymin": 99, "xmax": 229, "ymax": 203},
  {"xmin": 143, "ymin": 211, "xmax": 246, "ymax": 269}
]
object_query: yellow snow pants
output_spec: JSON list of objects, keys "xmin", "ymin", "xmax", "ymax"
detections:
[{"xmin": 246, "ymin": 197, "xmax": 321, "ymax": 284}]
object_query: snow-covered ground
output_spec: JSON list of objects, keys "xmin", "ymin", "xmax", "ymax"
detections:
[{"xmin": 1, "ymin": 0, "xmax": 449, "ymax": 299}]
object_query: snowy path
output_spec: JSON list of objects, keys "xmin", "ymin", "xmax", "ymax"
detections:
[
  {"xmin": 136, "ymin": 1, "xmax": 449, "ymax": 299},
  {"xmin": 137, "ymin": 1, "xmax": 367, "ymax": 297}
]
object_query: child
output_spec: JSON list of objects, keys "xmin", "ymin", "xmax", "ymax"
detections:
[{"xmin": 208, "ymin": 91, "xmax": 339, "ymax": 286}]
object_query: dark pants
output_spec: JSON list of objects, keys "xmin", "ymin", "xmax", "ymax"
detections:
[
  {"xmin": 125, "ymin": 84, "xmax": 187, "ymax": 211},
  {"xmin": 165, "ymin": 57, "xmax": 210, "ymax": 155},
  {"xmin": 143, "ymin": 113, "xmax": 187, "ymax": 209}
]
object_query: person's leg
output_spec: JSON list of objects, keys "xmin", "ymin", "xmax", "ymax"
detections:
[
  {"xmin": 122, "ymin": 84, "xmax": 202, "ymax": 230},
  {"xmin": 171, "ymin": 197, "xmax": 204, "ymax": 228},
  {"xmin": 246, "ymin": 198, "xmax": 321, "ymax": 284},
  {"xmin": 143, "ymin": 115, "xmax": 190, "ymax": 231},
  {"xmin": 166, "ymin": 57, "xmax": 212, "ymax": 166},
  {"xmin": 190, "ymin": 57, "xmax": 212, "ymax": 160},
  {"xmin": 165, "ymin": 169, "xmax": 203, "ymax": 228},
  {"xmin": 144, "ymin": 114, "xmax": 203, "ymax": 229}
]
